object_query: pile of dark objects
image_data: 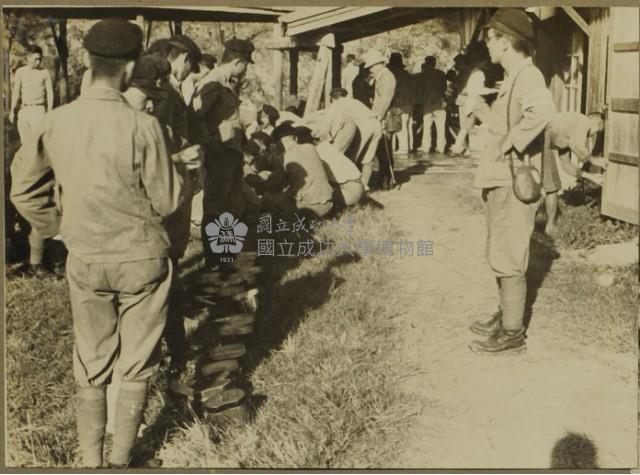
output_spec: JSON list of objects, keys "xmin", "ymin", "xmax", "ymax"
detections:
[{"xmin": 170, "ymin": 250, "xmax": 262, "ymax": 425}]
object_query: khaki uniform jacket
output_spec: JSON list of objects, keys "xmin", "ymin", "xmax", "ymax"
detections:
[
  {"xmin": 10, "ymin": 86, "xmax": 184, "ymax": 263},
  {"xmin": 473, "ymin": 58, "xmax": 556, "ymax": 189},
  {"xmin": 372, "ymin": 67, "xmax": 396, "ymax": 121}
]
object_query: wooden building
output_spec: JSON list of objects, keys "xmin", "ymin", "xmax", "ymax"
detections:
[{"xmin": 269, "ymin": 6, "xmax": 638, "ymax": 224}]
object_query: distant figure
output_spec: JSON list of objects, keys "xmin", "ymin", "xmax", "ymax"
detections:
[
  {"xmin": 9, "ymin": 45, "xmax": 55, "ymax": 278},
  {"xmin": 9, "ymin": 45, "xmax": 54, "ymax": 144},
  {"xmin": 343, "ymin": 53, "xmax": 360, "ymax": 97},
  {"xmin": 418, "ymin": 56, "xmax": 447, "ymax": 154},
  {"xmin": 388, "ymin": 52, "xmax": 415, "ymax": 156},
  {"xmin": 363, "ymin": 50, "xmax": 397, "ymax": 190}
]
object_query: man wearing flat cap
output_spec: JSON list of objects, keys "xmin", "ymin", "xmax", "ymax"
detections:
[
  {"xmin": 10, "ymin": 19, "xmax": 185, "ymax": 468},
  {"xmin": 468, "ymin": 8, "xmax": 556, "ymax": 355},
  {"xmin": 190, "ymin": 37, "xmax": 255, "ymax": 267}
]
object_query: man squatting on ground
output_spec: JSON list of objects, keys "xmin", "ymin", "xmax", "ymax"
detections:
[
  {"xmin": 261, "ymin": 122, "xmax": 334, "ymax": 219},
  {"xmin": 467, "ymin": 8, "xmax": 557, "ymax": 354},
  {"xmin": 9, "ymin": 45, "xmax": 55, "ymax": 276},
  {"xmin": 10, "ymin": 19, "xmax": 187, "ymax": 467}
]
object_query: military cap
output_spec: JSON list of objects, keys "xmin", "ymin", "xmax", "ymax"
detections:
[
  {"xmin": 168, "ymin": 34, "xmax": 202, "ymax": 64},
  {"xmin": 83, "ymin": 19, "xmax": 142, "ymax": 59},
  {"xmin": 147, "ymin": 38, "xmax": 172, "ymax": 57},
  {"xmin": 483, "ymin": 8, "xmax": 534, "ymax": 42},
  {"xmin": 261, "ymin": 104, "xmax": 280, "ymax": 123},
  {"xmin": 130, "ymin": 55, "xmax": 167, "ymax": 100},
  {"xmin": 271, "ymin": 122, "xmax": 297, "ymax": 142},
  {"xmin": 224, "ymin": 38, "xmax": 255, "ymax": 64}
]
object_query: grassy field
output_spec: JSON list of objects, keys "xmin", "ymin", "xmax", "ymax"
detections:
[
  {"xmin": 6, "ymin": 177, "xmax": 637, "ymax": 468},
  {"xmin": 5, "ymin": 202, "xmax": 418, "ymax": 468}
]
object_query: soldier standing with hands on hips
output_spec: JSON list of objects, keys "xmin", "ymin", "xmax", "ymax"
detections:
[{"xmin": 10, "ymin": 19, "xmax": 185, "ymax": 467}]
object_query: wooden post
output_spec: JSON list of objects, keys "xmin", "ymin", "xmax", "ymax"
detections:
[
  {"xmin": 289, "ymin": 49, "xmax": 299, "ymax": 96},
  {"xmin": 272, "ymin": 23, "xmax": 285, "ymax": 110},
  {"xmin": 332, "ymin": 43, "xmax": 342, "ymax": 89},
  {"xmin": 144, "ymin": 19, "xmax": 152, "ymax": 50},
  {"xmin": 304, "ymin": 34, "xmax": 335, "ymax": 116}
]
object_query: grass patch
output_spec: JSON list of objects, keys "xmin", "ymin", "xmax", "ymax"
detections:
[
  {"xmin": 6, "ymin": 203, "xmax": 417, "ymax": 469},
  {"xmin": 553, "ymin": 184, "xmax": 638, "ymax": 250},
  {"xmin": 5, "ymin": 277, "xmax": 76, "ymax": 467},
  {"xmin": 153, "ymin": 206, "xmax": 417, "ymax": 468}
]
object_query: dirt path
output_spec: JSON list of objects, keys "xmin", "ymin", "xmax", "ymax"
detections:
[{"xmin": 373, "ymin": 155, "xmax": 637, "ymax": 469}]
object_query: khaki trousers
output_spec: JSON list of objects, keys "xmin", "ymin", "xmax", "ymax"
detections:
[{"xmin": 66, "ymin": 255, "xmax": 172, "ymax": 387}]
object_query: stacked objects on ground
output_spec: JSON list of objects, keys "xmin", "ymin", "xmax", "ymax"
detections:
[{"xmin": 171, "ymin": 250, "xmax": 262, "ymax": 424}]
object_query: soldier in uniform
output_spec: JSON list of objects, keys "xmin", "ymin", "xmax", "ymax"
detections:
[
  {"xmin": 125, "ymin": 52, "xmax": 203, "ymax": 376},
  {"xmin": 190, "ymin": 38, "xmax": 255, "ymax": 267},
  {"xmin": 363, "ymin": 50, "xmax": 397, "ymax": 190},
  {"xmin": 468, "ymin": 8, "xmax": 557, "ymax": 354},
  {"xmin": 10, "ymin": 19, "xmax": 185, "ymax": 467}
]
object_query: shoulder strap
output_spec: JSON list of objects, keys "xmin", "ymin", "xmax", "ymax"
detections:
[
  {"xmin": 506, "ymin": 64, "xmax": 534, "ymax": 132},
  {"xmin": 506, "ymin": 64, "xmax": 535, "ymax": 175}
]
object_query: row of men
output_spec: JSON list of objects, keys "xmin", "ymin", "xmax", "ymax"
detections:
[
  {"xmin": 8, "ymin": 18, "xmax": 395, "ymax": 468},
  {"xmin": 8, "ymin": 20, "xmax": 272, "ymax": 468}
]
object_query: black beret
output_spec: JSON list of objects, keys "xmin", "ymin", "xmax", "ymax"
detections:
[
  {"xmin": 84, "ymin": 19, "xmax": 143, "ymax": 60},
  {"xmin": 271, "ymin": 122, "xmax": 297, "ymax": 142},
  {"xmin": 483, "ymin": 8, "xmax": 534, "ymax": 42},
  {"xmin": 130, "ymin": 55, "xmax": 168, "ymax": 100},
  {"xmin": 224, "ymin": 38, "xmax": 255, "ymax": 64},
  {"xmin": 147, "ymin": 38, "xmax": 172, "ymax": 57},
  {"xmin": 168, "ymin": 35, "xmax": 202, "ymax": 64}
]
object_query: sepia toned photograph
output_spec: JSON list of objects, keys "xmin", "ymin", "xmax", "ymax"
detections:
[{"xmin": 2, "ymin": 3, "xmax": 639, "ymax": 470}]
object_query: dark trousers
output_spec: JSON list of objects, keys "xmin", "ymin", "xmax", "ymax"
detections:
[{"xmin": 375, "ymin": 132, "xmax": 395, "ymax": 189}]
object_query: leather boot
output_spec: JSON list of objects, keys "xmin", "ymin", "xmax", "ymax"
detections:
[
  {"xmin": 468, "ymin": 327, "xmax": 526, "ymax": 355},
  {"xmin": 469, "ymin": 309, "xmax": 502, "ymax": 337}
]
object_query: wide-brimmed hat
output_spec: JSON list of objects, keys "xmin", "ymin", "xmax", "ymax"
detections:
[{"xmin": 362, "ymin": 50, "xmax": 387, "ymax": 69}]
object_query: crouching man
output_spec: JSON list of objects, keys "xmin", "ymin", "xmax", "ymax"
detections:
[
  {"xmin": 262, "ymin": 123, "xmax": 334, "ymax": 219},
  {"xmin": 10, "ymin": 19, "xmax": 184, "ymax": 468}
]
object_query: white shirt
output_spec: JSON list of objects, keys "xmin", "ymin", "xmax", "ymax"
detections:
[{"xmin": 315, "ymin": 141, "xmax": 362, "ymax": 184}]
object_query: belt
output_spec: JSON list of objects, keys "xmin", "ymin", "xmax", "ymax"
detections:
[{"xmin": 22, "ymin": 103, "xmax": 45, "ymax": 107}]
